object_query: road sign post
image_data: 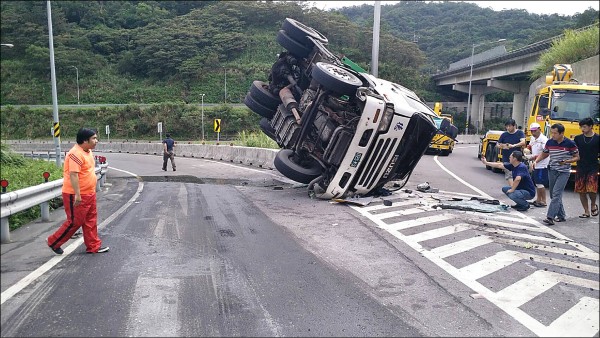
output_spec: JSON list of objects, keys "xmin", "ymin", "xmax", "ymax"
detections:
[
  {"xmin": 105, "ymin": 125, "xmax": 110, "ymax": 142},
  {"xmin": 158, "ymin": 122, "xmax": 163, "ymax": 141}
]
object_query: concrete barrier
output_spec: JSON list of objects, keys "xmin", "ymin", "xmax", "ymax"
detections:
[{"xmin": 6, "ymin": 141, "xmax": 279, "ymax": 170}]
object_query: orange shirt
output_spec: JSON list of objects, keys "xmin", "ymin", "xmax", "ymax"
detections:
[{"xmin": 62, "ymin": 144, "xmax": 97, "ymax": 194}]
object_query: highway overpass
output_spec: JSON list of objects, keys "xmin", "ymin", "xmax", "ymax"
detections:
[{"xmin": 432, "ymin": 25, "xmax": 599, "ymax": 132}]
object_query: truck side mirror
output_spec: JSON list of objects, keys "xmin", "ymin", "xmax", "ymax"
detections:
[{"xmin": 439, "ymin": 119, "xmax": 458, "ymax": 140}]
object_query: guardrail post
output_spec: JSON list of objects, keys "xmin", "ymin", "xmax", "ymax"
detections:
[
  {"xmin": 40, "ymin": 172, "xmax": 51, "ymax": 221},
  {"xmin": 1, "ymin": 217, "xmax": 10, "ymax": 243}
]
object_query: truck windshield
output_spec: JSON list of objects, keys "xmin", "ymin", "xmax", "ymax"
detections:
[{"xmin": 550, "ymin": 90, "xmax": 600, "ymax": 122}]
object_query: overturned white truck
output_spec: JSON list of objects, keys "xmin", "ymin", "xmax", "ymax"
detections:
[{"xmin": 244, "ymin": 18, "xmax": 458, "ymax": 199}]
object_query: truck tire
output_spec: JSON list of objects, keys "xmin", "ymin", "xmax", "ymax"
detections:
[
  {"xmin": 244, "ymin": 92, "xmax": 276, "ymax": 119},
  {"xmin": 281, "ymin": 18, "xmax": 328, "ymax": 45},
  {"xmin": 274, "ymin": 149, "xmax": 322, "ymax": 184},
  {"xmin": 259, "ymin": 117, "xmax": 277, "ymax": 142},
  {"xmin": 484, "ymin": 144, "xmax": 494, "ymax": 170},
  {"xmin": 311, "ymin": 62, "xmax": 362, "ymax": 96},
  {"xmin": 491, "ymin": 147, "xmax": 503, "ymax": 173},
  {"xmin": 249, "ymin": 80, "xmax": 281, "ymax": 110},
  {"xmin": 276, "ymin": 30, "xmax": 312, "ymax": 58}
]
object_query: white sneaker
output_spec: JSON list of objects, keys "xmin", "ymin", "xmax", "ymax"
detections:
[{"xmin": 97, "ymin": 247, "xmax": 110, "ymax": 253}]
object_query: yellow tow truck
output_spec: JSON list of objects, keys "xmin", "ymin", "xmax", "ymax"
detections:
[
  {"xmin": 525, "ymin": 64, "xmax": 599, "ymax": 177},
  {"xmin": 428, "ymin": 102, "xmax": 455, "ymax": 156},
  {"xmin": 479, "ymin": 64, "xmax": 599, "ymax": 176}
]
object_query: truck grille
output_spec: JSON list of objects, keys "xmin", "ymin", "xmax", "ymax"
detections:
[{"xmin": 356, "ymin": 138, "xmax": 398, "ymax": 190}]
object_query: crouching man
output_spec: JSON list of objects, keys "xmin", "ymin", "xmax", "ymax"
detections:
[{"xmin": 481, "ymin": 150, "xmax": 536, "ymax": 211}]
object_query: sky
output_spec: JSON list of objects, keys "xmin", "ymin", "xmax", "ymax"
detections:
[{"xmin": 310, "ymin": 1, "xmax": 599, "ymax": 16}]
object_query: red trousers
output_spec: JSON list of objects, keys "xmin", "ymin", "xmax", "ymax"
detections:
[{"xmin": 48, "ymin": 193, "xmax": 102, "ymax": 253}]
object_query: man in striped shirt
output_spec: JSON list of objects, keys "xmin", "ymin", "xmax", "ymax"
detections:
[{"xmin": 533, "ymin": 123, "xmax": 579, "ymax": 226}]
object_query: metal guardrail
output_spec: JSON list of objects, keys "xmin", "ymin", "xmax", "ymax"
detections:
[{"xmin": 0, "ymin": 162, "xmax": 109, "ymax": 244}]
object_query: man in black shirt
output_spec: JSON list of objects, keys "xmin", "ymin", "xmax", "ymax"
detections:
[
  {"xmin": 162, "ymin": 133, "xmax": 176, "ymax": 171},
  {"xmin": 573, "ymin": 118, "xmax": 599, "ymax": 218}
]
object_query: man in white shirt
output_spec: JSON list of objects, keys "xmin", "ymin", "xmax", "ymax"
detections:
[{"xmin": 526, "ymin": 123, "xmax": 549, "ymax": 207}]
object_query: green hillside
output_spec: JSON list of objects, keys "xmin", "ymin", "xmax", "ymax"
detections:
[{"xmin": 1, "ymin": 1, "xmax": 597, "ymax": 140}]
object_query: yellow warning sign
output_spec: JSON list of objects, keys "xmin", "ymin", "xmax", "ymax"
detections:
[
  {"xmin": 214, "ymin": 119, "xmax": 221, "ymax": 133},
  {"xmin": 53, "ymin": 122, "xmax": 60, "ymax": 138}
]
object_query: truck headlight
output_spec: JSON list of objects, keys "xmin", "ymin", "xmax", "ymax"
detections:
[{"xmin": 377, "ymin": 104, "xmax": 395, "ymax": 132}]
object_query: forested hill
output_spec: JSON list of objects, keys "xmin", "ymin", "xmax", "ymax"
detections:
[
  {"xmin": 1, "ymin": 1, "xmax": 596, "ymax": 106},
  {"xmin": 337, "ymin": 1, "xmax": 598, "ymax": 73}
]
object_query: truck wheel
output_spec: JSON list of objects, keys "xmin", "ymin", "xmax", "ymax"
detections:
[
  {"xmin": 259, "ymin": 118, "xmax": 277, "ymax": 142},
  {"xmin": 491, "ymin": 147, "xmax": 503, "ymax": 173},
  {"xmin": 311, "ymin": 62, "xmax": 363, "ymax": 96},
  {"xmin": 244, "ymin": 92, "xmax": 276, "ymax": 119},
  {"xmin": 281, "ymin": 18, "xmax": 328, "ymax": 45},
  {"xmin": 274, "ymin": 149, "xmax": 322, "ymax": 184},
  {"xmin": 276, "ymin": 30, "xmax": 312, "ymax": 58},
  {"xmin": 249, "ymin": 81, "xmax": 281, "ymax": 110},
  {"xmin": 484, "ymin": 145, "xmax": 493, "ymax": 170}
]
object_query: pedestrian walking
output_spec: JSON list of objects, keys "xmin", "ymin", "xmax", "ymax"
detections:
[
  {"xmin": 525, "ymin": 122, "xmax": 549, "ymax": 207},
  {"xmin": 533, "ymin": 123, "xmax": 580, "ymax": 225},
  {"xmin": 47, "ymin": 128, "xmax": 109, "ymax": 254},
  {"xmin": 162, "ymin": 133, "xmax": 176, "ymax": 171},
  {"xmin": 481, "ymin": 150, "xmax": 536, "ymax": 211},
  {"xmin": 496, "ymin": 119, "xmax": 526, "ymax": 186},
  {"xmin": 573, "ymin": 117, "xmax": 599, "ymax": 218}
]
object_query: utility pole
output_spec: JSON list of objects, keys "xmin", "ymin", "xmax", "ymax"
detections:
[
  {"xmin": 47, "ymin": 1, "xmax": 61, "ymax": 167},
  {"xmin": 371, "ymin": 1, "xmax": 381, "ymax": 78}
]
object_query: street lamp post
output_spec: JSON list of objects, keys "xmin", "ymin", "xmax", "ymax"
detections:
[
  {"xmin": 465, "ymin": 38, "xmax": 506, "ymax": 136},
  {"xmin": 70, "ymin": 65, "xmax": 79, "ymax": 105},
  {"xmin": 223, "ymin": 67, "xmax": 227, "ymax": 103},
  {"xmin": 200, "ymin": 93, "xmax": 205, "ymax": 141}
]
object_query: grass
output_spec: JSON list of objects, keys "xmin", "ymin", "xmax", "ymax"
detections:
[{"xmin": 1, "ymin": 143, "xmax": 64, "ymax": 230}]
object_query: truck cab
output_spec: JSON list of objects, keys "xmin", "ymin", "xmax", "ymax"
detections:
[{"xmin": 526, "ymin": 64, "xmax": 599, "ymax": 176}]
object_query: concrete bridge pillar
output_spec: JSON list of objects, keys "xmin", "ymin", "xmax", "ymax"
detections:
[
  {"xmin": 487, "ymin": 79, "xmax": 530, "ymax": 126},
  {"xmin": 513, "ymin": 92, "xmax": 528, "ymax": 128}
]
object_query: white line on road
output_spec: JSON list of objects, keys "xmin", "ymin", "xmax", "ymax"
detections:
[{"xmin": 1, "ymin": 167, "xmax": 143, "ymax": 305}]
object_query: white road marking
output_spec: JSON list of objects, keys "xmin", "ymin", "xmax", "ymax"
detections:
[
  {"xmin": 383, "ymin": 214, "xmax": 455, "ymax": 231},
  {"xmin": 362, "ymin": 199, "xmax": 424, "ymax": 212},
  {"xmin": 433, "ymin": 155, "xmax": 492, "ymax": 198},
  {"xmin": 546, "ymin": 297, "xmax": 599, "ymax": 337},
  {"xmin": 406, "ymin": 223, "xmax": 471, "ymax": 242},
  {"xmin": 1, "ymin": 167, "xmax": 143, "ymax": 305},
  {"xmin": 430, "ymin": 235, "xmax": 495, "ymax": 258},
  {"xmin": 352, "ymin": 153, "xmax": 600, "ymax": 336},
  {"xmin": 459, "ymin": 251, "xmax": 523, "ymax": 280},
  {"xmin": 493, "ymin": 270, "xmax": 599, "ymax": 308},
  {"xmin": 371, "ymin": 206, "xmax": 431, "ymax": 219},
  {"xmin": 127, "ymin": 276, "xmax": 181, "ymax": 337}
]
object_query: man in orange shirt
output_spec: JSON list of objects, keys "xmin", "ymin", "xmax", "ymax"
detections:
[{"xmin": 47, "ymin": 128, "xmax": 109, "ymax": 254}]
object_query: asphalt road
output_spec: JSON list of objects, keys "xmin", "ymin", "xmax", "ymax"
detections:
[{"xmin": 1, "ymin": 147, "xmax": 598, "ymax": 337}]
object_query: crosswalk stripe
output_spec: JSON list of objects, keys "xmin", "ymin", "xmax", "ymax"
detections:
[
  {"xmin": 372, "ymin": 206, "xmax": 431, "ymax": 220},
  {"xmin": 430, "ymin": 236, "xmax": 495, "ymax": 259},
  {"xmin": 469, "ymin": 218, "xmax": 547, "ymax": 233},
  {"xmin": 493, "ymin": 270, "xmax": 599, "ymax": 308},
  {"xmin": 383, "ymin": 214, "xmax": 455, "ymax": 231},
  {"xmin": 458, "ymin": 251, "xmax": 523, "ymax": 280},
  {"xmin": 512, "ymin": 252, "xmax": 599, "ymax": 274},
  {"xmin": 545, "ymin": 297, "xmax": 600, "ymax": 337},
  {"xmin": 362, "ymin": 199, "xmax": 423, "ymax": 212},
  {"xmin": 462, "ymin": 210, "xmax": 537, "ymax": 224},
  {"xmin": 406, "ymin": 223, "xmax": 471, "ymax": 242},
  {"xmin": 494, "ymin": 238, "xmax": 600, "ymax": 261},
  {"xmin": 478, "ymin": 227, "xmax": 571, "ymax": 244}
]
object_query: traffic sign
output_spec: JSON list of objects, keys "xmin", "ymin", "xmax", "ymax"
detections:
[
  {"xmin": 105, "ymin": 125, "xmax": 110, "ymax": 135},
  {"xmin": 214, "ymin": 119, "xmax": 221, "ymax": 133},
  {"xmin": 157, "ymin": 122, "xmax": 163, "ymax": 133}
]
